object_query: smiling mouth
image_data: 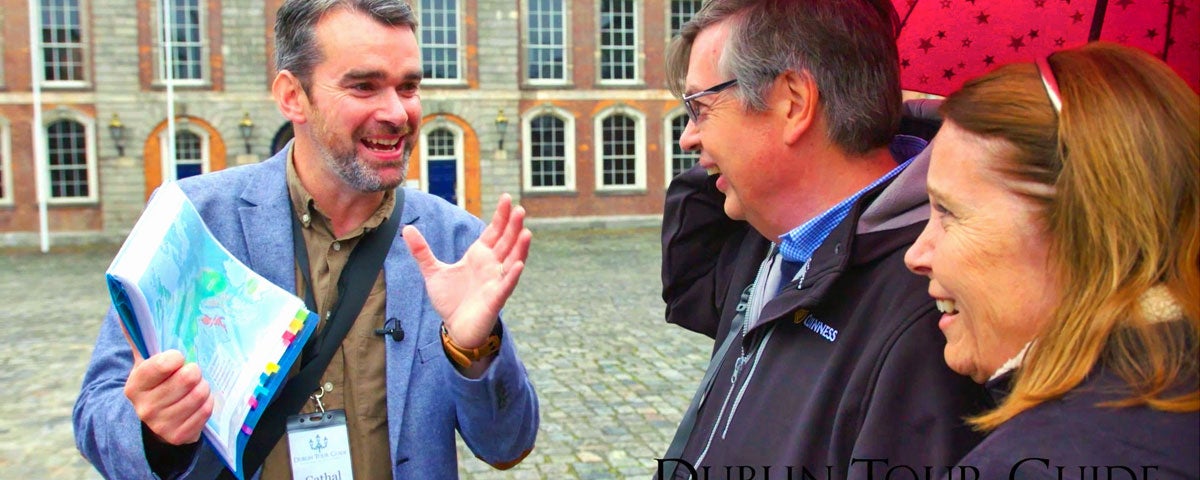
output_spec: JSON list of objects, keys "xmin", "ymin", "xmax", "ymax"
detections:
[
  {"xmin": 705, "ymin": 165, "xmax": 721, "ymax": 176},
  {"xmin": 362, "ymin": 137, "xmax": 400, "ymax": 152},
  {"xmin": 936, "ymin": 299, "xmax": 959, "ymax": 315}
]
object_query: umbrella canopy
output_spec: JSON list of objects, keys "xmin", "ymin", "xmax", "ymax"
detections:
[{"xmin": 893, "ymin": 0, "xmax": 1200, "ymax": 95}]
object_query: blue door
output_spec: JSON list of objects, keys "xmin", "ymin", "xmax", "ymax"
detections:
[{"xmin": 428, "ymin": 159, "xmax": 457, "ymax": 205}]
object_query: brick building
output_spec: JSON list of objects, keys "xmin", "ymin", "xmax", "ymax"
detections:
[{"xmin": 0, "ymin": 0, "xmax": 704, "ymax": 245}]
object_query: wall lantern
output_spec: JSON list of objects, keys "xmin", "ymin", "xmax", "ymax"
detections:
[
  {"xmin": 108, "ymin": 113, "xmax": 126, "ymax": 157},
  {"xmin": 238, "ymin": 112, "xmax": 254, "ymax": 154},
  {"xmin": 494, "ymin": 109, "xmax": 509, "ymax": 150}
]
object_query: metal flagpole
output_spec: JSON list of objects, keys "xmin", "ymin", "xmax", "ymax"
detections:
[
  {"xmin": 162, "ymin": 0, "xmax": 176, "ymax": 182},
  {"xmin": 28, "ymin": 0, "xmax": 49, "ymax": 253}
]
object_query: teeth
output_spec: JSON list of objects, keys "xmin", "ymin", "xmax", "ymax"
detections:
[
  {"xmin": 936, "ymin": 299, "xmax": 958, "ymax": 315},
  {"xmin": 364, "ymin": 137, "xmax": 399, "ymax": 149},
  {"xmin": 705, "ymin": 165, "xmax": 721, "ymax": 175}
]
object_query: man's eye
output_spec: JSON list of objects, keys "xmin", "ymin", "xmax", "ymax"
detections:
[{"xmin": 351, "ymin": 83, "xmax": 374, "ymax": 92}]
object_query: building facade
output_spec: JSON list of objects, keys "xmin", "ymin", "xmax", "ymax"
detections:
[{"xmin": 0, "ymin": 0, "xmax": 704, "ymax": 244}]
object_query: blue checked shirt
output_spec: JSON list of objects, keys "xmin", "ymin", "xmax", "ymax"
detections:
[{"xmin": 778, "ymin": 135, "xmax": 928, "ymax": 267}]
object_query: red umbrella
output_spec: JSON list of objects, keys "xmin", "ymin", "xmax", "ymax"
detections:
[{"xmin": 893, "ymin": 0, "xmax": 1200, "ymax": 95}]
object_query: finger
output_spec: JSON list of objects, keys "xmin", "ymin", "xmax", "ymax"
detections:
[
  {"xmin": 492, "ymin": 204, "xmax": 525, "ymax": 261},
  {"xmin": 476, "ymin": 194, "xmax": 513, "ymax": 249},
  {"xmin": 501, "ymin": 228, "xmax": 533, "ymax": 280},
  {"xmin": 149, "ymin": 373, "xmax": 214, "ymax": 445},
  {"xmin": 402, "ymin": 225, "xmax": 442, "ymax": 278},
  {"xmin": 126, "ymin": 350, "xmax": 186, "ymax": 394},
  {"xmin": 494, "ymin": 260, "xmax": 527, "ymax": 304}
]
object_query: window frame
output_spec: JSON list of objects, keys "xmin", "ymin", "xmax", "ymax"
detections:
[
  {"xmin": 666, "ymin": 0, "xmax": 703, "ymax": 40},
  {"xmin": 151, "ymin": 0, "xmax": 211, "ymax": 87},
  {"xmin": 418, "ymin": 0, "xmax": 466, "ymax": 85},
  {"xmin": 40, "ymin": 0, "xmax": 92, "ymax": 88},
  {"xmin": 523, "ymin": 0, "xmax": 570, "ymax": 86},
  {"xmin": 522, "ymin": 106, "xmax": 577, "ymax": 193},
  {"xmin": 593, "ymin": 106, "xmax": 646, "ymax": 192},
  {"xmin": 419, "ymin": 121, "xmax": 466, "ymax": 208},
  {"xmin": 596, "ymin": 0, "xmax": 641, "ymax": 85},
  {"xmin": 158, "ymin": 126, "xmax": 211, "ymax": 182},
  {"xmin": 43, "ymin": 108, "xmax": 98, "ymax": 205},
  {"xmin": 0, "ymin": 117, "xmax": 12, "ymax": 206},
  {"xmin": 663, "ymin": 108, "xmax": 699, "ymax": 186}
]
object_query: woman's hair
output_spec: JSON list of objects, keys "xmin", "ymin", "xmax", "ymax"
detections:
[
  {"xmin": 940, "ymin": 42, "xmax": 1199, "ymax": 430},
  {"xmin": 664, "ymin": 0, "xmax": 902, "ymax": 155}
]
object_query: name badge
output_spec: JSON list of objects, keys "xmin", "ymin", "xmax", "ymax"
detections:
[{"xmin": 287, "ymin": 410, "xmax": 354, "ymax": 480}]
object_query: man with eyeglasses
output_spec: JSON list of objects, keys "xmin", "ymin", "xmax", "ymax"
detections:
[{"xmin": 657, "ymin": 1, "xmax": 989, "ymax": 478}]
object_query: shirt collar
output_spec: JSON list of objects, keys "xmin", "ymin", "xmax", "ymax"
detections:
[{"xmin": 777, "ymin": 135, "xmax": 927, "ymax": 264}]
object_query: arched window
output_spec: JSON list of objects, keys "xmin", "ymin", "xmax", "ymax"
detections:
[
  {"xmin": 47, "ymin": 119, "xmax": 92, "ymax": 200},
  {"xmin": 158, "ymin": 125, "xmax": 210, "ymax": 182},
  {"xmin": 174, "ymin": 130, "xmax": 204, "ymax": 179},
  {"xmin": 421, "ymin": 126, "xmax": 462, "ymax": 205},
  {"xmin": 594, "ymin": 107, "xmax": 645, "ymax": 191},
  {"xmin": 665, "ymin": 112, "xmax": 700, "ymax": 182},
  {"xmin": 523, "ymin": 108, "xmax": 576, "ymax": 192}
]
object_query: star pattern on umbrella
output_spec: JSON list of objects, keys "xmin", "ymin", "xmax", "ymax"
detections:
[
  {"xmin": 962, "ymin": 38, "xmax": 973, "ymax": 47},
  {"xmin": 1035, "ymin": 0, "xmax": 1047, "ymax": 7},
  {"xmin": 984, "ymin": 55, "xmax": 996, "ymax": 65},
  {"xmin": 1147, "ymin": 28, "xmax": 1159, "ymax": 39},
  {"xmin": 1177, "ymin": 4, "xmax": 1191, "ymax": 16},
  {"xmin": 958, "ymin": 61, "xmax": 966, "ymax": 68},
  {"xmin": 1029, "ymin": 29, "xmax": 1040, "ymax": 39},
  {"xmin": 937, "ymin": 30, "xmax": 948, "ymax": 39},
  {"xmin": 943, "ymin": 68, "xmax": 957, "ymax": 79},
  {"xmin": 942, "ymin": 0, "xmax": 953, "ymax": 8},
  {"xmin": 1055, "ymin": 37, "xmax": 1066, "ymax": 47},
  {"xmin": 1116, "ymin": 0, "xmax": 1135, "ymax": 8},
  {"xmin": 919, "ymin": 37, "xmax": 936, "ymax": 53},
  {"xmin": 920, "ymin": 74, "xmax": 930, "ymax": 84},
  {"xmin": 1071, "ymin": 10, "xmax": 1085, "ymax": 23},
  {"xmin": 901, "ymin": 58, "xmax": 911, "ymax": 68},
  {"xmin": 1009, "ymin": 35, "xmax": 1027, "ymax": 51},
  {"xmin": 976, "ymin": 11, "xmax": 990, "ymax": 24}
]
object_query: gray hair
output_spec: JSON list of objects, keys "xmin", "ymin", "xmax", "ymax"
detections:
[
  {"xmin": 666, "ymin": 0, "xmax": 902, "ymax": 155},
  {"xmin": 274, "ymin": 0, "xmax": 418, "ymax": 93}
]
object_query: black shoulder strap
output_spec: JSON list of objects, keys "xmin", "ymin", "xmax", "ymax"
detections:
[{"xmin": 221, "ymin": 188, "xmax": 406, "ymax": 479}]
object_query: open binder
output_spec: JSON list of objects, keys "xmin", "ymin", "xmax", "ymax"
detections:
[{"xmin": 105, "ymin": 181, "xmax": 318, "ymax": 479}]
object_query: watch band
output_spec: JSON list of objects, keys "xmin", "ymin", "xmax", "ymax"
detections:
[{"xmin": 441, "ymin": 323, "xmax": 501, "ymax": 369}]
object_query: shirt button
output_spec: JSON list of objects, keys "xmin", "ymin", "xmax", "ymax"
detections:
[{"xmin": 332, "ymin": 241, "xmax": 341, "ymax": 251}]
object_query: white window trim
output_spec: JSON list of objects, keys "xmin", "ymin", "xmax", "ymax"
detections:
[
  {"xmin": 151, "ymin": 0, "xmax": 211, "ymax": 87},
  {"xmin": 417, "ymin": 0, "xmax": 466, "ymax": 86},
  {"xmin": 522, "ymin": 105, "xmax": 576, "ymax": 193},
  {"xmin": 665, "ymin": 0, "xmax": 702, "ymax": 42},
  {"xmin": 593, "ymin": 105, "xmax": 645, "ymax": 192},
  {"xmin": 42, "ymin": 108, "xmax": 98, "ymax": 205},
  {"xmin": 663, "ymin": 108, "xmax": 695, "ymax": 187},
  {"xmin": 0, "ymin": 117, "xmax": 12, "ymax": 206},
  {"xmin": 40, "ymin": 0, "xmax": 92, "ymax": 88},
  {"xmin": 522, "ymin": 0, "xmax": 571, "ymax": 86},
  {"xmin": 158, "ymin": 124, "xmax": 211, "ymax": 183},
  {"xmin": 419, "ymin": 120, "xmax": 466, "ymax": 208},
  {"xmin": 596, "ymin": 0, "xmax": 641, "ymax": 85}
]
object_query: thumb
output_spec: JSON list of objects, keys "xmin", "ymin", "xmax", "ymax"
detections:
[{"xmin": 402, "ymin": 225, "xmax": 441, "ymax": 277}]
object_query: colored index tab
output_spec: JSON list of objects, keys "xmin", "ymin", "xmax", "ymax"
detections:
[
  {"xmin": 265, "ymin": 362, "xmax": 280, "ymax": 374},
  {"xmin": 248, "ymin": 396, "xmax": 259, "ymax": 409},
  {"xmin": 282, "ymin": 330, "xmax": 296, "ymax": 344},
  {"xmin": 289, "ymin": 317, "xmax": 305, "ymax": 333}
]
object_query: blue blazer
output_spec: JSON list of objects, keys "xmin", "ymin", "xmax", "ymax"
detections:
[{"xmin": 73, "ymin": 147, "xmax": 539, "ymax": 479}]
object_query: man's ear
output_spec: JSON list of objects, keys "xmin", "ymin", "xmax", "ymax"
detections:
[
  {"xmin": 272, "ymin": 70, "xmax": 309, "ymax": 124},
  {"xmin": 778, "ymin": 69, "xmax": 819, "ymax": 145}
]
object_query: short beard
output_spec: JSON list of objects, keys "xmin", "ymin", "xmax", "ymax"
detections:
[{"xmin": 320, "ymin": 138, "xmax": 413, "ymax": 192}]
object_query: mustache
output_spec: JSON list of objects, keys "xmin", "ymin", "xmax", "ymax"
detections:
[{"xmin": 359, "ymin": 122, "xmax": 414, "ymax": 138}]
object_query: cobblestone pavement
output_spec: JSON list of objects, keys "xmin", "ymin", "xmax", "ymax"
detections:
[{"xmin": 0, "ymin": 226, "xmax": 712, "ymax": 479}]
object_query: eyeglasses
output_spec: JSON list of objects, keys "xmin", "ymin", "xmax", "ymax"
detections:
[{"xmin": 682, "ymin": 79, "xmax": 739, "ymax": 124}]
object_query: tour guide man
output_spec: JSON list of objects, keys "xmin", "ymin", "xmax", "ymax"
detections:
[{"xmin": 73, "ymin": 1, "xmax": 538, "ymax": 478}]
